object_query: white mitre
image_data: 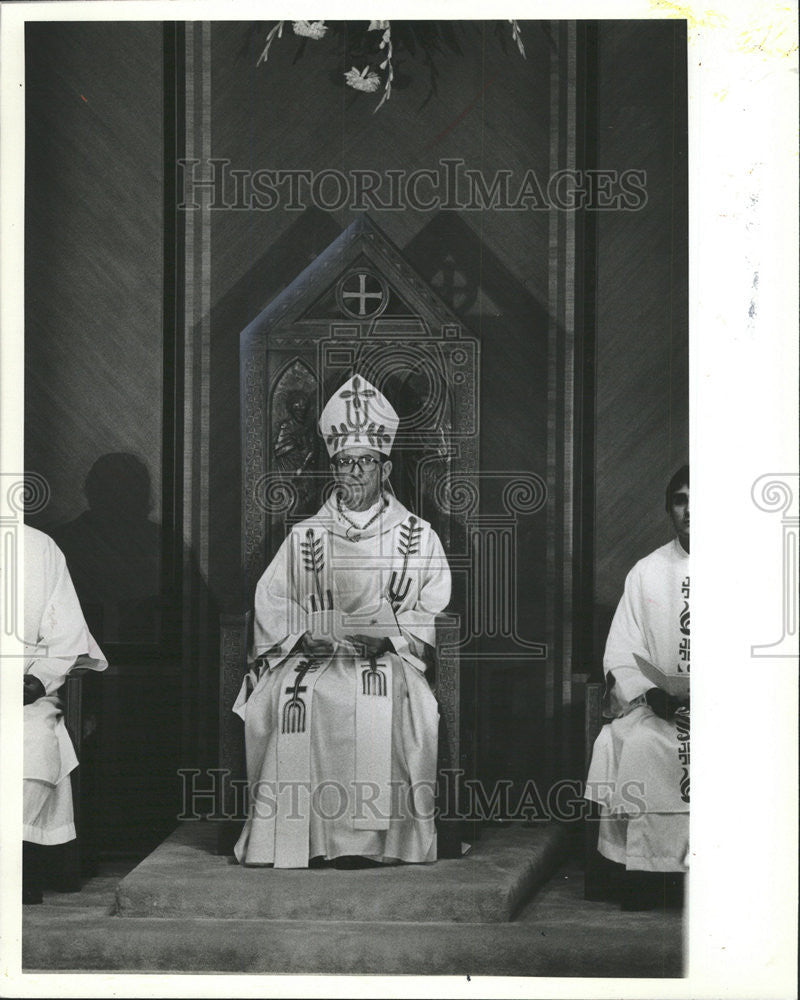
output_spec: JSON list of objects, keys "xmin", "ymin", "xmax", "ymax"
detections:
[{"xmin": 319, "ymin": 374, "xmax": 399, "ymax": 457}]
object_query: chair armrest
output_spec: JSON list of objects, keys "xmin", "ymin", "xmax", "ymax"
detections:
[
  {"xmin": 432, "ymin": 612, "xmax": 461, "ymax": 772},
  {"xmin": 62, "ymin": 674, "xmax": 84, "ymax": 749},
  {"xmin": 218, "ymin": 611, "xmax": 251, "ymax": 829},
  {"xmin": 430, "ymin": 613, "xmax": 458, "ymax": 691},
  {"xmin": 220, "ymin": 612, "xmax": 251, "ymax": 664},
  {"xmin": 584, "ymin": 681, "xmax": 606, "ymax": 770},
  {"xmin": 220, "ymin": 610, "xmax": 251, "ymax": 711}
]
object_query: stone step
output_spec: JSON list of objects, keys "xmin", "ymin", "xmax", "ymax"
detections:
[
  {"xmin": 115, "ymin": 821, "xmax": 564, "ymax": 923},
  {"xmin": 22, "ymin": 906, "xmax": 682, "ymax": 976}
]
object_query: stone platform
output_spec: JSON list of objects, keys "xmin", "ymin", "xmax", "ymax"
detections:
[
  {"xmin": 23, "ymin": 843, "xmax": 685, "ymax": 975},
  {"xmin": 23, "ymin": 827, "xmax": 685, "ymax": 975},
  {"xmin": 115, "ymin": 821, "xmax": 564, "ymax": 923}
]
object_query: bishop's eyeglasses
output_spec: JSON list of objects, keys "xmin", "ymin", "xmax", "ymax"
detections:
[{"xmin": 332, "ymin": 455, "xmax": 381, "ymax": 472}]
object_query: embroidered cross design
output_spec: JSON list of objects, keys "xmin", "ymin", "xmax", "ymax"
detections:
[
  {"xmin": 282, "ymin": 660, "xmax": 312, "ymax": 734},
  {"xmin": 388, "ymin": 515, "xmax": 421, "ymax": 609},
  {"xmin": 361, "ymin": 657, "xmax": 387, "ymax": 697},
  {"xmin": 325, "ymin": 375, "xmax": 390, "ymax": 453},
  {"xmin": 341, "ymin": 375, "xmax": 373, "ymax": 427},
  {"xmin": 678, "ymin": 596, "xmax": 690, "ymax": 672},
  {"xmin": 675, "ymin": 708, "xmax": 690, "ymax": 804},
  {"xmin": 301, "ymin": 529, "xmax": 332, "ymax": 610}
]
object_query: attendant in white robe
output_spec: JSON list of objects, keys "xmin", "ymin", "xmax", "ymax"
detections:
[
  {"xmin": 21, "ymin": 525, "xmax": 107, "ymax": 901},
  {"xmin": 234, "ymin": 375, "xmax": 451, "ymax": 869},
  {"xmin": 585, "ymin": 467, "xmax": 690, "ymax": 899}
]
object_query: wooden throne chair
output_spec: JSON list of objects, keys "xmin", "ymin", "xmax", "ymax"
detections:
[{"xmin": 217, "ymin": 215, "xmax": 480, "ymax": 855}]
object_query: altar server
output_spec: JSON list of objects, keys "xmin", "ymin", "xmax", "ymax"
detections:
[
  {"xmin": 585, "ymin": 466, "xmax": 690, "ymax": 906},
  {"xmin": 20, "ymin": 525, "xmax": 108, "ymax": 902}
]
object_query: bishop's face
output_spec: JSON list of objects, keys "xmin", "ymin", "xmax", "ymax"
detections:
[
  {"xmin": 332, "ymin": 447, "xmax": 391, "ymax": 512},
  {"xmin": 669, "ymin": 483, "xmax": 690, "ymax": 552}
]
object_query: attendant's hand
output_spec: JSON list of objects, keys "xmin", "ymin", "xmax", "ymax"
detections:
[
  {"xmin": 645, "ymin": 687, "xmax": 685, "ymax": 721},
  {"xmin": 301, "ymin": 632, "xmax": 335, "ymax": 657},
  {"xmin": 345, "ymin": 634, "xmax": 391, "ymax": 657},
  {"xmin": 23, "ymin": 675, "xmax": 46, "ymax": 705}
]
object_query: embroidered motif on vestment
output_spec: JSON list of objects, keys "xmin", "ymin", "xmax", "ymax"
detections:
[
  {"xmin": 388, "ymin": 515, "xmax": 421, "ymax": 609},
  {"xmin": 361, "ymin": 657, "xmax": 387, "ymax": 696}
]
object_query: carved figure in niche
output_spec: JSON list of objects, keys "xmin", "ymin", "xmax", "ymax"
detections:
[{"xmin": 272, "ymin": 390, "xmax": 319, "ymax": 512}]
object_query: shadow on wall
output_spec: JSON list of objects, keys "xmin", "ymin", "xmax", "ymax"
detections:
[
  {"xmin": 49, "ymin": 453, "xmax": 164, "ymax": 646},
  {"xmin": 42, "ymin": 453, "xmax": 218, "ymax": 856}
]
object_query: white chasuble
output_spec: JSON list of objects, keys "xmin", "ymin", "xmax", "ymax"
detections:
[{"xmin": 233, "ymin": 494, "xmax": 450, "ymax": 868}]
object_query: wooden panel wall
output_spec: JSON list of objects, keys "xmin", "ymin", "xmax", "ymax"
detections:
[
  {"xmin": 593, "ymin": 20, "xmax": 689, "ymax": 650},
  {"xmin": 25, "ymin": 23, "xmax": 164, "ymax": 528},
  {"xmin": 24, "ymin": 24, "xmax": 182, "ymax": 856}
]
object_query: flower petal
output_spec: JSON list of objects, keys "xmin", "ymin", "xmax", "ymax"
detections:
[{"xmin": 293, "ymin": 19, "xmax": 327, "ymax": 40}]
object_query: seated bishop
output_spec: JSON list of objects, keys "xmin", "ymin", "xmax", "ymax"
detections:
[{"xmin": 233, "ymin": 375, "xmax": 452, "ymax": 869}]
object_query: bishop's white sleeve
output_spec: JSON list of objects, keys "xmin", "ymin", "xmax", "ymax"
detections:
[
  {"xmin": 252, "ymin": 532, "xmax": 309, "ymax": 669},
  {"xmin": 234, "ymin": 534, "xmax": 310, "ymax": 719},
  {"xmin": 391, "ymin": 528, "xmax": 451, "ymax": 670},
  {"xmin": 603, "ymin": 563, "xmax": 655, "ymax": 712},
  {"xmin": 25, "ymin": 537, "xmax": 108, "ymax": 696}
]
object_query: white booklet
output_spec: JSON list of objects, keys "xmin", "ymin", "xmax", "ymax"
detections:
[{"xmin": 633, "ymin": 653, "xmax": 690, "ymax": 699}]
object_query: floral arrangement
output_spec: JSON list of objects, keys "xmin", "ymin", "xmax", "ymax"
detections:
[{"xmin": 257, "ymin": 20, "xmax": 526, "ymax": 112}]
